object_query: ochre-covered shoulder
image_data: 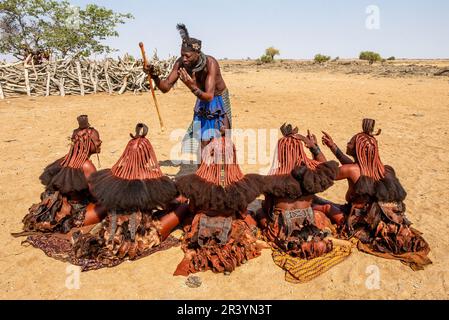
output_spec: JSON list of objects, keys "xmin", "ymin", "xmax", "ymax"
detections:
[
  {"xmin": 82, "ymin": 159, "xmax": 97, "ymax": 179},
  {"xmin": 206, "ymin": 55, "xmax": 219, "ymax": 65}
]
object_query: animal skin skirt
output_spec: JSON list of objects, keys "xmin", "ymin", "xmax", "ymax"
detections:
[
  {"xmin": 346, "ymin": 201, "xmax": 432, "ymax": 270},
  {"xmin": 21, "ymin": 210, "xmax": 180, "ymax": 272},
  {"xmin": 22, "ymin": 190, "xmax": 88, "ymax": 234},
  {"xmin": 263, "ymin": 207, "xmax": 333, "ymax": 260},
  {"xmin": 174, "ymin": 213, "xmax": 262, "ymax": 276}
]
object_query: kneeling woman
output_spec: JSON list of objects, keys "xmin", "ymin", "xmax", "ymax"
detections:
[
  {"xmin": 21, "ymin": 115, "xmax": 105, "ymax": 234},
  {"xmin": 318, "ymin": 119, "xmax": 431, "ymax": 270},
  {"xmin": 174, "ymin": 136, "xmax": 265, "ymax": 276},
  {"xmin": 257, "ymin": 124, "xmax": 339, "ymax": 260},
  {"xmin": 72, "ymin": 124, "xmax": 186, "ymax": 267}
]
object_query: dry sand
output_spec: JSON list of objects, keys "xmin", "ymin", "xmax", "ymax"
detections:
[{"xmin": 1, "ymin": 60, "xmax": 449, "ymax": 299}]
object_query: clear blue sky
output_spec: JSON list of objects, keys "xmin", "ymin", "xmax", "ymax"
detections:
[{"xmin": 5, "ymin": 0, "xmax": 449, "ymax": 60}]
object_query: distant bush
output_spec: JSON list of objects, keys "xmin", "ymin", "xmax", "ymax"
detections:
[
  {"xmin": 314, "ymin": 54, "xmax": 331, "ymax": 64},
  {"xmin": 260, "ymin": 54, "xmax": 273, "ymax": 63},
  {"xmin": 265, "ymin": 47, "xmax": 280, "ymax": 58},
  {"xmin": 359, "ymin": 51, "xmax": 382, "ymax": 64},
  {"xmin": 259, "ymin": 46, "xmax": 280, "ymax": 63},
  {"xmin": 332, "ymin": 56, "xmax": 340, "ymax": 62},
  {"xmin": 387, "ymin": 56, "xmax": 396, "ymax": 61}
]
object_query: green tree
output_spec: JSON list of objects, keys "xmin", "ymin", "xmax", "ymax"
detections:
[
  {"xmin": 359, "ymin": 51, "xmax": 382, "ymax": 65},
  {"xmin": 314, "ymin": 54, "xmax": 331, "ymax": 64},
  {"xmin": 260, "ymin": 46, "xmax": 280, "ymax": 63},
  {"xmin": 0, "ymin": 0, "xmax": 133, "ymax": 61},
  {"xmin": 260, "ymin": 54, "xmax": 273, "ymax": 63},
  {"xmin": 265, "ymin": 46, "xmax": 280, "ymax": 59}
]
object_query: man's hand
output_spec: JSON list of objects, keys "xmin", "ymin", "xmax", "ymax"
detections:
[
  {"xmin": 143, "ymin": 63, "xmax": 157, "ymax": 77},
  {"xmin": 321, "ymin": 131, "xmax": 337, "ymax": 151},
  {"xmin": 178, "ymin": 67, "xmax": 196, "ymax": 90}
]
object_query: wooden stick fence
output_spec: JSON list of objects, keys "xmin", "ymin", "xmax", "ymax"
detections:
[{"xmin": 0, "ymin": 54, "xmax": 177, "ymax": 99}]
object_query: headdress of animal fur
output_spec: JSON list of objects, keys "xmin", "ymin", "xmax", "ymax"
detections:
[{"xmin": 176, "ymin": 23, "xmax": 202, "ymax": 52}]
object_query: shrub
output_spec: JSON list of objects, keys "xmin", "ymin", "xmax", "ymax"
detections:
[
  {"xmin": 259, "ymin": 46, "xmax": 280, "ymax": 63},
  {"xmin": 260, "ymin": 54, "xmax": 273, "ymax": 63},
  {"xmin": 314, "ymin": 54, "xmax": 331, "ymax": 64},
  {"xmin": 359, "ymin": 51, "xmax": 382, "ymax": 64},
  {"xmin": 265, "ymin": 47, "xmax": 280, "ymax": 59}
]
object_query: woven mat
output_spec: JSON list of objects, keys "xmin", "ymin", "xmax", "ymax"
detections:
[{"xmin": 272, "ymin": 238, "xmax": 352, "ymax": 284}]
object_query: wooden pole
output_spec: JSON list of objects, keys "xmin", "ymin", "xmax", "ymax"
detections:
[
  {"xmin": 45, "ymin": 65, "xmax": 51, "ymax": 97},
  {"xmin": 89, "ymin": 62, "xmax": 98, "ymax": 94},
  {"xmin": 24, "ymin": 56, "xmax": 31, "ymax": 96},
  {"xmin": 119, "ymin": 74, "xmax": 129, "ymax": 94},
  {"xmin": 104, "ymin": 60, "xmax": 112, "ymax": 94},
  {"xmin": 139, "ymin": 42, "xmax": 165, "ymax": 131},
  {"xmin": 59, "ymin": 77, "xmax": 65, "ymax": 96},
  {"xmin": 76, "ymin": 61, "xmax": 85, "ymax": 96},
  {"xmin": 0, "ymin": 81, "xmax": 4, "ymax": 99}
]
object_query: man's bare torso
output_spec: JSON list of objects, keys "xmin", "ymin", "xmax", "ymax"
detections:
[{"xmin": 181, "ymin": 55, "xmax": 227, "ymax": 96}]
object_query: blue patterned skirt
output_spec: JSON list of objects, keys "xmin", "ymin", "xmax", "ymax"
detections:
[{"xmin": 182, "ymin": 89, "xmax": 232, "ymax": 154}]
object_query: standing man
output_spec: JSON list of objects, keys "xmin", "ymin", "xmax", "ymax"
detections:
[{"xmin": 144, "ymin": 23, "xmax": 232, "ymax": 159}]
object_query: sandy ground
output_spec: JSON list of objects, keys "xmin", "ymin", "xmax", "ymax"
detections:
[{"xmin": 1, "ymin": 60, "xmax": 449, "ymax": 299}]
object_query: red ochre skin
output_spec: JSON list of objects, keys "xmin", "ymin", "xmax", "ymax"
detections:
[
  {"xmin": 257, "ymin": 194, "xmax": 333, "ymax": 258},
  {"xmin": 80, "ymin": 130, "xmax": 103, "ymax": 226},
  {"xmin": 320, "ymin": 123, "xmax": 385, "ymax": 224},
  {"xmin": 257, "ymin": 126, "xmax": 337, "ymax": 258},
  {"xmin": 159, "ymin": 204, "xmax": 190, "ymax": 241}
]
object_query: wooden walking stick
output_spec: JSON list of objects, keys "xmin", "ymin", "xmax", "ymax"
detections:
[{"xmin": 139, "ymin": 42, "xmax": 165, "ymax": 131}]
